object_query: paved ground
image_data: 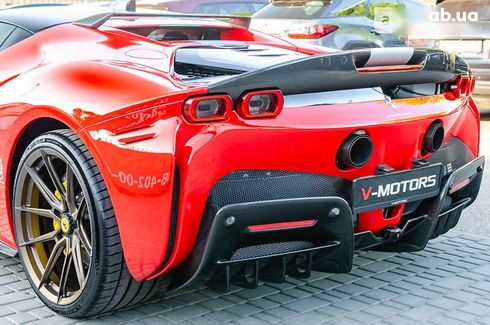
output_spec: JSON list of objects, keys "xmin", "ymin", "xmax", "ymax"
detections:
[
  {"xmin": 455, "ymin": 116, "xmax": 490, "ymax": 236},
  {"xmin": 0, "ymin": 116, "xmax": 489, "ymax": 324},
  {"xmin": 0, "ymin": 232, "xmax": 490, "ymax": 324}
]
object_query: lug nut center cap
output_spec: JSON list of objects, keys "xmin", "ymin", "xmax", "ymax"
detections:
[{"xmin": 60, "ymin": 215, "xmax": 76, "ymax": 235}]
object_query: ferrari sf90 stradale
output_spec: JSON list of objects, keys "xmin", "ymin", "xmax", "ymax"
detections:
[{"xmin": 0, "ymin": 5, "xmax": 484, "ymax": 317}]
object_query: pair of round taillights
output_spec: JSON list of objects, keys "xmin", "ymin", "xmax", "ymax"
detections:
[
  {"xmin": 337, "ymin": 122, "xmax": 445, "ymax": 169},
  {"xmin": 183, "ymin": 90, "xmax": 284, "ymax": 123}
]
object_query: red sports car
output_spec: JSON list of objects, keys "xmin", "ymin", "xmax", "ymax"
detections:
[{"xmin": 0, "ymin": 5, "xmax": 484, "ymax": 318}]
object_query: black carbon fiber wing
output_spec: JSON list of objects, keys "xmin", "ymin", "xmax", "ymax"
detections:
[{"xmin": 206, "ymin": 48, "xmax": 470, "ymax": 100}]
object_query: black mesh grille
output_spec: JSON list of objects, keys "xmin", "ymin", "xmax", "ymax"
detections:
[
  {"xmin": 197, "ymin": 170, "xmax": 351, "ymax": 246},
  {"xmin": 175, "ymin": 62, "xmax": 243, "ymax": 79},
  {"xmin": 231, "ymin": 241, "xmax": 315, "ymax": 261}
]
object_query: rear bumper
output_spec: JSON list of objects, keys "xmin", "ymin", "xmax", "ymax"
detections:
[
  {"xmin": 170, "ymin": 197, "xmax": 354, "ymax": 291},
  {"xmin": 168, "ymin": 156, "xmax": 484, "ymax": 291}
]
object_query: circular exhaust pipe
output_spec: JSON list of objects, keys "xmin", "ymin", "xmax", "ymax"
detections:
[
  {"xmin": 337, "ymin": 132, "xmax": 374, "ymax": 169},
  {"xmin": 422, "ymin": 122, "xmax": 444, "ymax": 154}
]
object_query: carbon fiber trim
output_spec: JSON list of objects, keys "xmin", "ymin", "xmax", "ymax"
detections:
[
  {"xmin": 230, "ymin": 241, "xmax": 315, "ymax": 261},
  {"xmin": 197, "ymin": 171, "xmax": 351, "ymax": 247},
  {"xmin": 428, "ymin": 137, "xmax": 476, "ymax": 178},
  {"xmin": 169, "ymin": 197, "xmax": 354, "ymax": 291},
  {"xmin": 207, "ymin": 49, "xmax": 470, "ymax": 99},
  {"xmin": 161, "ymin": 166, "xmax": 180, "ymax": 266}
]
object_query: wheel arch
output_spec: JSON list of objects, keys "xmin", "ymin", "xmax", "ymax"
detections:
[
  {"xmin": 6, "ymin": 110, "xmax": 181, "ymax": 281},
  {"xmin": 5, "ymin": 115, "xmax": 75, "ymax": 247},
  {"xmin": 8, "ymin": 117, "xmax": 70, "ymax": 200}
]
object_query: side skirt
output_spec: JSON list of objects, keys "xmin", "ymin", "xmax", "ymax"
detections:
[{"xmin": 0, "ymin": 241, "xmax": 17, "ymax": 257}]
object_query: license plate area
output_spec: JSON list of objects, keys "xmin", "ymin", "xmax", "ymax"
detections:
[{"xmin": 352, "ymin": 164, "xmax": 442, "ymax": 213}]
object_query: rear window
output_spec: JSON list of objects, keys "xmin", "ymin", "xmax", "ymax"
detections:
[
  {"xmin": 0, "ymin": 27, "xmax": 32, "ymax": 51},
  {"xmin": 117, "ymin": 25, "xmax": 259, "ymax": 42},
  {"xmin": 0, "ymin": 22, "xmax": 15, "ymax": 49},
  {"xmin": 438, "ymin": 0, "xmax": 490, "ymax": 21},
  {"xmin": 253, "ymin": 0, "xmax": 333, "ymax": 19}
]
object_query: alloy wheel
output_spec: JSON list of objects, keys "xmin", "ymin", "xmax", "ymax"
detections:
[{"xmin": 14, "ymin": 147, "xmax": 93, "ymax": 305}]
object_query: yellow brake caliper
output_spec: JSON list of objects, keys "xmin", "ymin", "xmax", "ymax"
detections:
[{"xmin": 53, "ymin": 180, "xmax": 68, "ymax": 255}]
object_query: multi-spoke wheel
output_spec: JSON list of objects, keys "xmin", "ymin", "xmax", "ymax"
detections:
[{"xmin": 13, "ymin": 130, "xmax": 161, "ymax": 317}]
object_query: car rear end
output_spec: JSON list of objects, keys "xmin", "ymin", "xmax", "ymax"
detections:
[
  {"xmin": 79, "ymin": 17, "xmax": 483, "ymax": 288},
  {"xmin": 250, "ymin": 0, "xmax": 379, "ymax": 49},
  {"xmin": 142, "ymin": 45, "xmax": 484, "ymax": 289},
  {"xmin": 408, "ymin": 0, "xmax": 490, "ymax": 111}
]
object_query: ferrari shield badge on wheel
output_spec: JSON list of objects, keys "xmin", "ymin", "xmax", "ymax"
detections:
[{"xmin": 0, "ymin": 5, "xmax": 484, "ymax": 318}]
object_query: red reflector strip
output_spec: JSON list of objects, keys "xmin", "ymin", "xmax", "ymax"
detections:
[
  {"xmin": 357, "ymin": 64, "xmax": 424, "ymax": 73},
  {"xmin": 449, "ymin": 178, "xmax": 471, "ymax": 194},
  {"xmin": 247, "ymin": 220, "xmax": 317, "ymax": 232}
]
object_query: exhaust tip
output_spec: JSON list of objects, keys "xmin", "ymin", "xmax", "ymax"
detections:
[
  {"xmin": 337, "ymin": 132, "xmax": 374, "ymax": 169},
  {"xmin": 422, "ymin": 122, "xmax": 444, "ymax": 154}
]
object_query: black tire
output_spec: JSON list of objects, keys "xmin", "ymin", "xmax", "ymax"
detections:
[{"xmin": 12, "ymin": 129, "xmax": 163, "ymax": 317}]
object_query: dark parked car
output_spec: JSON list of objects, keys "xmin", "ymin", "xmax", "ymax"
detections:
[
  {"xmin": 250, "ymin": 0, "xmax": 430, "ymax": 50},
  {"xmin": 133, "ymin": 0, "xmax": 269, "ymax": 15},
  {"xmin": 409, "ymin": 0, "xmax": 490, "ymax": 110}
]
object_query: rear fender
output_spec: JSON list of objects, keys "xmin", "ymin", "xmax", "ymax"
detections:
[
  {"xmin": 80, "ymin": 91, "xmax": 206, "ymax": 280},
  {"xmin": 0, "ymin": 105, "xmax": 83, "ymax": 249},
  {"xmin": 0, "ymin": 58, "xmax": 207, "ymax": 280}
]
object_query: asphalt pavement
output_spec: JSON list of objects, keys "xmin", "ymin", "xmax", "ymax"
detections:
[{"xmin": 455, "ymin": 115, "xmax": 490, "ymax": 236}]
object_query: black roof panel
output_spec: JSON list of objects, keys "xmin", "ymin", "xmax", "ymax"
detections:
[{"xmin": 0, "ymin": 6, "xmax": 109, "ymax": 33}]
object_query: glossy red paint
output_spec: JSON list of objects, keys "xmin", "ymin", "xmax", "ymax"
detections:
[{"xmin": 0, "ymin": 19, "xmax": 481, "ymax": 282}]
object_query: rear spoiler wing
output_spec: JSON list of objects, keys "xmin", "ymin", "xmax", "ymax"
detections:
[
  {"xmin": 74, "ymin": 10, "xmax": 251, "ymax": 29},
  {"xmin": 207, "ymin": 48, "xmax": 471, "ymax": 100}
]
